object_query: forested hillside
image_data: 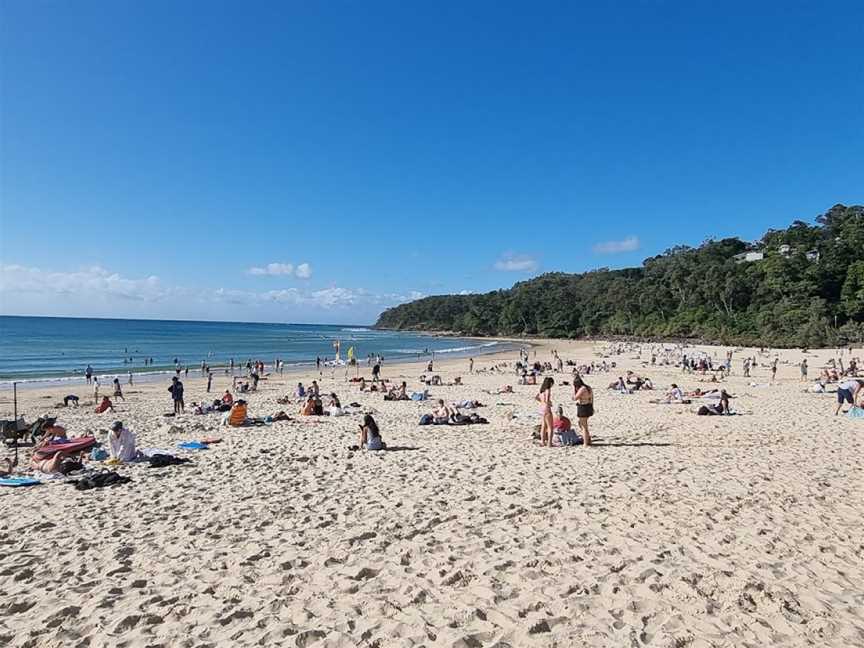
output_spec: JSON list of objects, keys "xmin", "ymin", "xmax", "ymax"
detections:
[{"xmin": 375, "ymin": 204, "xmax": 864, "ymax": 347}]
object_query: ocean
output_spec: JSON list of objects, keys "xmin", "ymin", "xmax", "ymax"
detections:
[{"xmin": 0, "ymin": 316, "xmax": 510, "ymax": 386}]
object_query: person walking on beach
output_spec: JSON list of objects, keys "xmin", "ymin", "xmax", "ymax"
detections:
[
  {"xmin": 169, "ymin": 376, "xmax": 185, "ymax": 415},
  {"xmin": 771, "ymin": 359, "xmax": 778, "ymax": 382},
  {"xmin": 535, "ymin": 377, "xmax": 554, "ymax": 447},
  {"xmin": 800, "ymin": 359, "xmax": 808, "ymax": 382},
  {"xmin": 372, "ymin": 362, "xmax": 381, "ymax": 383},
  {"xmin": 469, "ymin": 357, "xmax": 474, "ymax": 374},
  {"xmin": 112, "ymin": 378, "xmax": 125, "ymax": 401},
  {"xmin": 206, "ymin": 371, "xmax": 213, "ymax": 393},
  {"xmin": 572, "ymin": 376, "xmax": 594, "ymax": 446}
]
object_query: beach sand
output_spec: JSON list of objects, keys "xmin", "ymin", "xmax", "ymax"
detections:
[{"xmin": 0, "ymin": 340, "xmax": 862, "ymax": 647}]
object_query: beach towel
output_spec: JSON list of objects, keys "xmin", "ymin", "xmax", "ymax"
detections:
[
  {"xmin": 410, "ymin": 392, "xmax": 428, "ymax": 401},
  {"xmin": 418, "ymin": 414, "xmax": 433, "ymax": 426},
  {"xmin": 847, "ymin": 407, "xmax": 864, "ymax": 419},
  {"xmin": 0, "ymin": 477, "xmax": 41, "ymax": 488},
  {"xmin": 178, "ymin": 441, "xmax": 209, "ymax": 450}
]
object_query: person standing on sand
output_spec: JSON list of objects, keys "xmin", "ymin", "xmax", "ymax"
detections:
[
  {"xmin": 169, "ymin": 376, "xmax": 185, "ymax": 415},
  {"xmin": 372, "ymin": 362, "xmax": 381, "ymax": 383},
  {"xmin": 771, "ymin": 359, "xmax": 778, "ymax": 382},
  {"xmin": 206, "ymin": 371, "xmax": 213, "ymax": 393},
  {"xmin": 93, "ymin": 376, "xmax": 100, "ymax": 404},
  {"xmin": 835, "ymin": 379, "xmax": 862, "ymax": 416},
  {"xmin": 800, "ymin": 359, "xmax": 808, "ymax": 382},
  {"xmin": 112, "ymin": 378, "xmax": 125, "ymax": 401},
  {"xmin": 469, "ymin": 358, "xmax": 474, "ymax": 374},
  {"xmin": 572, "ymin": 376, "xmax": 594, "ymax": 446},
  {"xmin": 535, "ymin": 377, "xmax": 554, "ymax": 447},
  {"xmin": 85, "ymin": 365, "xmax": 93, "ymax": 384}
]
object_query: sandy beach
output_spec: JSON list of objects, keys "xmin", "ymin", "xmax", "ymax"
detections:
[{"xmin": 1, "ymin": 339, "xmax": 862, "ymax": 647}]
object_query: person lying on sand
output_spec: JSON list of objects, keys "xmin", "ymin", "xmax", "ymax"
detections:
[{"xmin": 359, "ymin": 414, "xmax": 386, "ymax": 450}]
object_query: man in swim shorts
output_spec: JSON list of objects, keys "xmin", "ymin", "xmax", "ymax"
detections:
[{"xmin": 835, "ymin": 379, "xmax": 862, "ymax": 415}]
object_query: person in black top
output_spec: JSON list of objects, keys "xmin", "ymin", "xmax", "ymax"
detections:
[{"xmin": 169, "ymin": 377, "xmax": 185, "ymax": 414}]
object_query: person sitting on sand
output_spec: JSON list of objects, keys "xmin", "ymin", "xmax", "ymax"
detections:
[
  {"xmin": 226, "ymin": 400, "xmax": 249, "ymax": 427},
  {"xmin": 107, "ymin": 420, "xmax": 139, "ymax": 462},
  {"xmin": 222, "ymin": 390, "xmax": 234, "ymax": 406},
  {"xmin": 326, "ymin": 393, "xmax": 344, "ymax": 416},
  {"xmin": 666, "ymin": 384, "xmax": 684, "ymax": 402},
  {"xmin": 295, "ymin": 382, "xmax": 306, "ymax": 398},
  {"xmin": 95, "ymin": 396, "xmax": 115, "ymax": 414},
  {"xmin": 309, "ymin": 380, "xmax": 320, "ymax": 397},
  {"xmin": 63, "ymin": 395, "xmax": 80, "ymax": 407},
  {"xmin": 553, "ymin": 405, "xmax": 572, "ymax": 434},
  {"xmin": 432, "ymin": 399, "xmax": 457, "ymax": 424},
  {"xmin": 497, "ymin": 385, "xmax": 514, "ymax": 394},
  {"xmin": 358, "ymin": 377, "xmax": 367, "ymax": 392},
  {"xmin": 300, "ymin": 395, "xmax": 316, "ymax": 416},
  {"xmin": 359, "ymin": 414, "xmax": 386, "ymax": 450}
]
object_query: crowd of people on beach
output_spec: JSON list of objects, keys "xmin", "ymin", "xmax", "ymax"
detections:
[{"xmin": 3, "ymin": 340, "xmax": 862, "ymax": 485}]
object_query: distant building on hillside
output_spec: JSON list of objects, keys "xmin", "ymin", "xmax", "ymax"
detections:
[
  {"xmin": 806, "ymin": 250, "xmax": 820, "ymax": 262},
  {"xmin": 778, "ymin": 244, "xmax": 792, "ymax": 256},
  {"xmin": 734, "ymin": 251, "xmax": 765, "ymax": 263}
]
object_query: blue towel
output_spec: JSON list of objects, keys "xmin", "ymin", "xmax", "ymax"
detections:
[
  {"xmin": 0, "ymin": 477, "xmax": 42, "ymax": 487},
  {"xmin": 177, "ymin": 441, "xmax": 209, "ymax": 450},
  {"xmin": 847, "ymin": 407, "xmax": 864, "ymax": 419}
]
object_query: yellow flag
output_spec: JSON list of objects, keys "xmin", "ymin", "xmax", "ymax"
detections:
[{"xmin": 347, "ymin": 346, "xmax": 354, "ymax": 360}]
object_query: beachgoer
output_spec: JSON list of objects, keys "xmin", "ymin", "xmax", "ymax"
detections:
[
  {"xmin": 112, "ymin": 378, "xmax": 125, "ymax": 401},
  {"xmin": 63, "ymin": 395, "xmax": 80, "ymax": 407},
  {"xmin": 301, "ymin": 395, "xmax": 316, "ymax": 416},
  {"xmin": 227, "ymin": 400, "xmax": 248, "ymax": 426},
  {"xmin": 95, "ymin": 396, "xmax": 115, "ymax": 414},
  {"xmin": 433, "ymin": 399, "xmax": 456, "ymax": 424},
  {"xmin": 359, "ymin": 414, "xmax": 385, "ymax": 450},
  {"xmin": 295, "ymin": 382, "xmax": 306, "ymax": 398},
  {"xmin": 207, "ymin": 372, "xmax": 213, "ymax": 393},
  {"xmin": 835, "ymin": 379, "xmax": 862, "ymax": 415},
  {"xmin": 572, "ymin": 376, "xmax": 594, "ymax": 446},
  {"xmin": 169, "ymin": 377, "xmax": 185, "ymax": 414},
  {"xmin": 535, "ymin": 377, "xmax": 554, "ymax": 447},
  {"xmin": 107, "ymin": 421, "xmax": 138, "ymax": 462},
  {"xmin": 85, "ymin": 365, "xmax": 93, "ymax": 384},
  {"xmin": 93, "ymin": 377, "xmax": 100, "ymax": 403},
  {"xmin": 372, "ymin": 363, "xmax": 381, "ymax": 383}
]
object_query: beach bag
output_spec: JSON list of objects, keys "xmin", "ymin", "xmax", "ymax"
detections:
[{"xmin": 419, "ymin": 414, "xmax": 433, "ymax": 426}]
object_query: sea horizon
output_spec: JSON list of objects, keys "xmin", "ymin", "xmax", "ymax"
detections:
[{"xmin": 0, "ymin": 315, "xmax": 512, "ymax": 385}]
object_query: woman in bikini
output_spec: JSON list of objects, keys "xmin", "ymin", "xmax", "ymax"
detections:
[
  {"xmin": 535, "ymin": 377, "xmax": 554, "ymax": 447},
  {"xmin": 572, "ymin": 376, "xmax": 594, "ymax": 446}
]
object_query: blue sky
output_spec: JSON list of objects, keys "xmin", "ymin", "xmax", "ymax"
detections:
[{"xmin": 1, "ymin": 1, "xmax": 862, "ymax": 324}]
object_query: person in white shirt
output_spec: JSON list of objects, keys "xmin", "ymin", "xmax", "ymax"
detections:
[{"xmin": 108, "ymin": 421, "xmax": 139, "ymax": 462}]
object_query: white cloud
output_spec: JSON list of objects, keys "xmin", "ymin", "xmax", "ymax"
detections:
[
  {"xmin": 493, "ymin": 253, "xmax": 538, "ymax": 272},
  {"xmin": 0, "ymin": 264, "xmax": 171, "ymax": 302},
  {"xmin": 593, "ymin": 236, "xmax": 640, "ymax": 254},
  {"xmin": 0, "ymin": 263, "xmax": 420, "ymax": 321},
  {"xmin": 246, "ymin": 262, "xmax": 312, "ymax": 278}
]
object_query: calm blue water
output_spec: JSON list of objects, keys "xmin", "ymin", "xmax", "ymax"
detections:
[{"xmin": 0, "ymin": 316, "xmax": 507, "ymax": 384}]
